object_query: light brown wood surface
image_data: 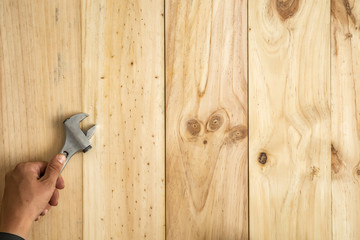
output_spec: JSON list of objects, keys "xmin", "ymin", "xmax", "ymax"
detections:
[
  {"xmin": 249, "ymin": 0, "xmax": 331, "ymax": 239},
  {"xmin": 1, "ymin": 0, "xmax": 360, "ymax": 239},
  {"xmin": 0, "ymin": 1, "xmax": 83, "ymax": 239},
  {"xmin": 166, "ymin": 0, "xmax": 248, "ymax": 239},
  {"xmin": 0, "ymin": 0, "xmax": 165, "ymax": 239},
  {"xmin": 331, "ymin": 0, "xmax": 360, "ymax": 239},
  {"xmin": 82, "ymin": 0, "xmax": 165, "ymax": 239}
]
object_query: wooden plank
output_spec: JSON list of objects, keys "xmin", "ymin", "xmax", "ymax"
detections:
[
  {"xmin": 249, "ymin": 0, "xmax": 331, "ymax": 239},
  {"xmin": 331, "ymin": 0, "xmax": 360, "ymax": 239},
  {"xmin": 166, "ymin": 0, "xmax": 248, "ymax": 239},
  {"xmin": 81, "ymin": 0, "xmax": 165, "ymax": 239},
  {"xmin": 0, "ymin": 1, "xmax": 82, "ymax": 239}
]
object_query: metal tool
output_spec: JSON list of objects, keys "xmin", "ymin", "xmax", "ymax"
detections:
[{"xmin": 59, "ymin": 113, "xmax": 96, "ymax": 175}]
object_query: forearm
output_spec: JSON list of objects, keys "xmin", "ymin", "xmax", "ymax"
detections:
[{"xmin": 0, "ymin": 211, "xmax": 32, "ymax": 239}]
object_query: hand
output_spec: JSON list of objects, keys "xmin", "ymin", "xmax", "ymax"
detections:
[{"xmin": 0, "ymin": 154, "xmax": 66, "ymax": 239}]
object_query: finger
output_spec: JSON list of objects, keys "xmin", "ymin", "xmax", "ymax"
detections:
[
  {"xmin": 40, "ymin": 204, "xmax": 51, "ymax": 216},
  {"xmin": 49, "ymin": 189, "xmax": 59, "ymax": 206},
  {"xmin": 41, "ymin": 154, "xmax": 66, "ymax": 186},
  {"xmin": 56, "ymin": 176, "xmax": 65, "ymax": 189}
]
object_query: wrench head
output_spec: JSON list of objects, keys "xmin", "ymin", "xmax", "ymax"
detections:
[
  {"xmin": 59, "ymin": 113, "xmax": 96, "ymax": 176},
  {"xmin": 62, "ymin": 113, "xmax": 96, "ymax": 156}
]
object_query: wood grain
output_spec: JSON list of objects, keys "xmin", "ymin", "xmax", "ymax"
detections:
[
  {"xmin": 3, "ymin": 1, "xmax": 360, "ymax": 239},
  {"xmin": 166, "ymin": 0, "xmax": 248, "ymax": 239},
  {"xmin": 0, "ymin": 1, "xmax": 83, "ymax": 239},
  {"xmin": 249, "ymin": 0, "xmax": 331, "ymax": 239},
  {"xmin": 331, "ymin": 0, "xmax": 360, "ymax": 239},
  {"xmin": 81, "ymin": 0, "xmax": 165, "ymax": 239}
]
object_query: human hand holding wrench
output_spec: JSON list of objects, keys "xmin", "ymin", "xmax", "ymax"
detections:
[{"xmin": 0, "ymin": 113, "xmax": 96, "ymax": 239}]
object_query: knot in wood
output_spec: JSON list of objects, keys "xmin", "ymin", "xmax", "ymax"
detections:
[
  {"xmin": 229, "ymin": 126, "xmax": 247, "ymax": 142},
  {"xmin": 276, "ymin": 0, "xmax": 300, "ymax": 20},
  {"xmin": 331, "ymin": 144, "xmax": 343, "ymax": 174},
  {"xmin": 186, "ymin": 119, "xmax": 201, "ymax": 136},
  {"xmin": 258, "ymin": 152, "xmax": 267, "ymax": 164},
  {"xmin": 207, "ymin": 114, "xmax": 224, "ymax": 131}
]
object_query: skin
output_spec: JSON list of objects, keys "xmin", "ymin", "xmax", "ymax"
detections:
[{"xmin": 0, "ymin": 154, "xmax": 66, "ymax": 239}]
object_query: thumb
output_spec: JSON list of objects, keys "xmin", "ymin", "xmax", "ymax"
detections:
[{"xmin": 42, "ymin": 154, "xmax": 66, "ymax": 185}]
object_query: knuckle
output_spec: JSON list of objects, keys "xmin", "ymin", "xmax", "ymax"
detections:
[
  {"xmin": 15, "ymin": 162, "xmax": 25, "ymax": 171},
  {"xmin": 15, "ymin": 162, "xmax": 33, "ymax": 173}
]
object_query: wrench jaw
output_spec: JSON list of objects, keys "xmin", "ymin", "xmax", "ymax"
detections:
[
  {"xmin": 85, "ymin": 125, "xmax": 96, "ymax": 140},
  {"xmin": 82, "ymin": 125, "xmax": 96, "ymax": 153},
  {"xmin": 63, "ymin": 113, "xmax": 89, "ymax": 124}
]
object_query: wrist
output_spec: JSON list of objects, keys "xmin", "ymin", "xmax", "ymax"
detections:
[{"xmin": 0, "ymin": 212, "xmax": 33, "ymax": 239}]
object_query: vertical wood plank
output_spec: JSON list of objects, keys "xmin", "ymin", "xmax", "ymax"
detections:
[
  {"xmin": 166, "ymin": 0, "xmax": 248, "ymax": 239},
  {"xmin": 249, "ymin": 0, "xmax": 331, "ymax": 239},
  {"xmin": 331, "ymin": 0, "xmax": 360, "ymax": 239},
  {"xmin": 82, "ymin": 0, "xmax": 165, "ymax": 239},
  {"xmin": 0, "ymin": 1, "xmax": 83, "ymax": 239}
]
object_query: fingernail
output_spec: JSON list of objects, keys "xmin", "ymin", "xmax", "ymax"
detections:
[
  {"xmin": 44, "ymin": 209, "xmax": 48, "ymax": 215},
  {"xmin": 57, "ymin": 154, "xmax": 65, "ymax": 164}
]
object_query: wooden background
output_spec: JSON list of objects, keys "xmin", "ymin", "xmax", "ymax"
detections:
[{"xmin": 0, "ymin": 0, "xmax": 359, "ymax": 239}]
